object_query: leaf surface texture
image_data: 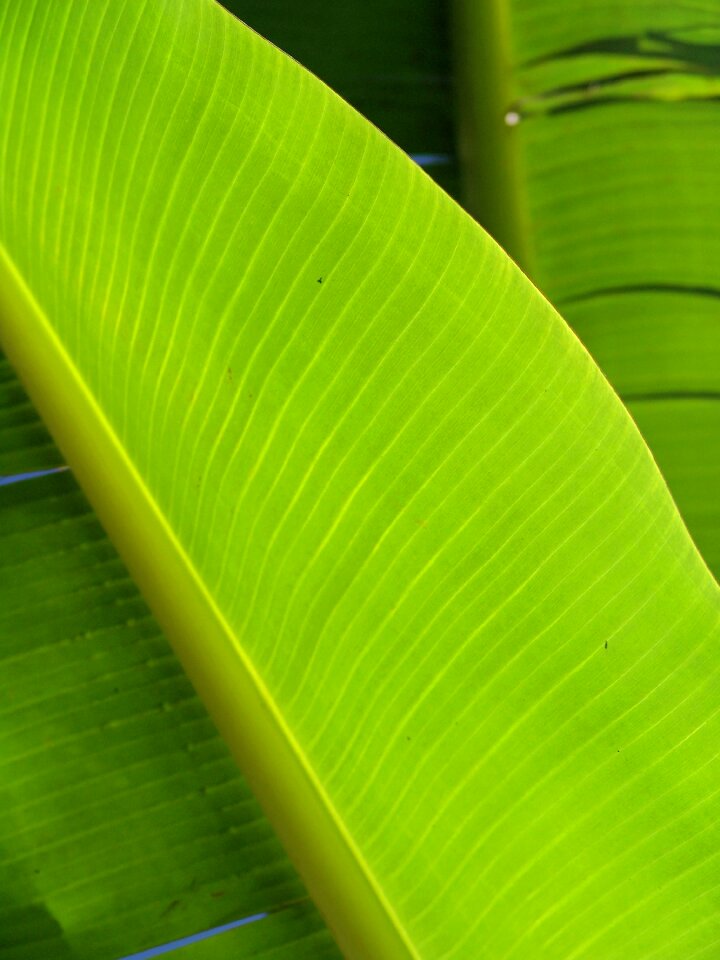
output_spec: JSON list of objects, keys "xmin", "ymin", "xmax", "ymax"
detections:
[{"xmin": 1, "ymin": 2, "xmax": 719, "ymax": 957}]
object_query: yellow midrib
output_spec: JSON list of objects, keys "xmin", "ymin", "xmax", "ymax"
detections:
[{"xmin": 0, "ymin": 239, "xmax": 419, "ymax": 960}]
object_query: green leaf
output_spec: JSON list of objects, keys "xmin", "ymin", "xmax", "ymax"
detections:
[
  {"xmin": 0, "ymin": 354, "xmax": 58, "ymax": 473},
  {"xmin": 454, "ymin": 0, "xmax": 720, "ymax": 578},
  {"xmin": 628, "ymin": 398, "xmax": 720, "ymax": 579},
  {"xmin": 1, "ymin": 1, "xmax": 719, "ymax": 958},
  {"xmin": 225, "ymin": 0, "xmax": 460, "ymax": 197},
  {"xmin": 0, "ymin": 404, "xmax": 337, "ymax": 958}
]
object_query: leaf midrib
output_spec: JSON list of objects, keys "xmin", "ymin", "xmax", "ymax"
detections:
[{"xmin": 0, "ymin": 239, "xmax": 418, "ymax": 960}]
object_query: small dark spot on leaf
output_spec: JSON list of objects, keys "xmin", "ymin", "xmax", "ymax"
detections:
[
  {"xmin": 317, "ymin": 277, "xmax": 323, "ymax": 284},
  {"xmin": 406, "ymin": 736, "xmax": 412, "ymax": 741},
  {"xmin": 33, "ymin": 869, "xmax": 40, "ymax": 875},
  {"xmin": 160, "ymin": 899, "xmax": 181, "ymax": 918},
  {"xmin": 226, "ymin": 367, "xmax": 233, "ymax": 383},
  {"xmin": 604, "ymin": 640, "xmax": 608, "ymax": 650}
]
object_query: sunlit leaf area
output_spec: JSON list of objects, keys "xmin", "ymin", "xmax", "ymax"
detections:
[{"xmin": 1, "ymin": 1, "xmax": 718, "ymax": 958}]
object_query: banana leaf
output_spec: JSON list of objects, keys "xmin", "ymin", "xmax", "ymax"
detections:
[
  {"xmin": 226, "ymin": 0, "xmax": 460, "ymax": 197},
  {"xmin": 454, "ymin": 0, "xmax": 720, "ymax": 578},
  {"xmin": 1, "ymin": 1, "xmax": 719, "ymax": 958},
  {"xmin": 0, "ymin": 418, "xmax": 337, "ymax": 959}
]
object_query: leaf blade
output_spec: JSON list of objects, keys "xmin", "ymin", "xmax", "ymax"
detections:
[{"xmin": 2, "ymin": 2, "xmax": 720, "ymax": 958}]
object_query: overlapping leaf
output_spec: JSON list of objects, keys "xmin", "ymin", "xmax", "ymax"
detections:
[
  {"xmin": 228, "ymin": 0, "xmax": 460, "ymax": 196},
  {"xmin": 455, "ymin": 0, "xmax": 720, "ymax": 578},
  {"xmin": 0, "ymin": 373, "xmax": 337, "ymax": 959}
]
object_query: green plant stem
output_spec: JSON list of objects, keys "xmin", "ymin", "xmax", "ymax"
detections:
[{"xmin": 452, "ymin": 0, "xmax": 532, "ymax": 273}]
